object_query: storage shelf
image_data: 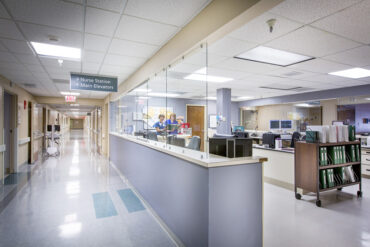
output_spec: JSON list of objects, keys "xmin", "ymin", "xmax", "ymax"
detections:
[
  {"xmin": 318, "ymin": 141, "xmax": 360, "ymax": 147},
  {"xmin": 320, "ymin": 181, "xmax": 360, "ymax": 192},
  {"xmin": 319, "ymin": 162, "xmax": 361, "ymax": 169}
]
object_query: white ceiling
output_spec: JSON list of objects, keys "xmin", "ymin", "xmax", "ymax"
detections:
[
  {"xmin": 170, "ymin": 0, "xmax": 370, "ymax": 101},
  {"xmin": 0, "ymin": 0, "xmax": 211, "ymax": 99}
]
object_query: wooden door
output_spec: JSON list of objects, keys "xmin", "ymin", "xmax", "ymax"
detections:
[{"xmin": 186, "ymin": 105, "xmax": 205, "ymax": 151}]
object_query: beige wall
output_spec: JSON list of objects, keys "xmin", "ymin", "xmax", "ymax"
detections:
[
  {"xmin": 0, "ymin": 75, "xmax": 36, "ymax": 180},
  {"xmin": 70, "ymin": 119, "xmax": 84, "ymax": 129},
  {"xmin": 321, "ymin": 99, "xmax": 338, "ymax": 125}
]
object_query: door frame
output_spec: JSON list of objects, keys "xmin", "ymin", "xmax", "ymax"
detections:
[
  {"xmin": 185, "ymin": 104, "xmax": 207, "ymax": 152},
  {"xmin": 3, "ymin": 90, "xmax": 18, "ymax": 175}
]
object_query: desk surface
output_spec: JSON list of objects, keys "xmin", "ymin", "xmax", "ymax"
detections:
[
  {"xmin": 110, "ymin": 132, "xmax": 267, "ymax": 168},
  {"xmin": 253, "ymin": 145, "xmax": 295, "ymax": 154}
]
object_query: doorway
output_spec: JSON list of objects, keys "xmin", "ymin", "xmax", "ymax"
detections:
[
  {"xmin": 3, "ymin": 91, "xmax": 17, "ymax": 175},
  {"xmin": 186, "ymin": 105, "xmax": 206, "ymax": 152}
]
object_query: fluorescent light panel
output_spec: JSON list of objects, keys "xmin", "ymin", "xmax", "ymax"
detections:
[
  {"xmin": 235, "ymin": 96, "xmax": 253, "ymax": 101},
  {"xmin": 329, "ymin": 68, "xmax": 370, "ymax": 79},
  {"xmin": 61, "ymin": 92, "xmax": 80, "ymax": 96},
  {"xmin": 184, "ymin": 67, "xmax": 233, "ymax": 83},
  {"xmin": 235, "ymin": 46, "xmax": 313, "ymax": 66},
  {"xmin": 31, "ymin": 42, "xmax": 81, "ymax": 60},
  {"xmin": 148, "ymin": 92, "xmax": 180, "ymax": 98}
]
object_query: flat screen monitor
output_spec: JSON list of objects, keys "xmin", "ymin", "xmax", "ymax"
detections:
[
  {"xmin": 281, "ymin": 120, "xmax": 292, "ymax": 129},
  {"xmin": 209, "ymin": 138, "xmax": 227, "ymax": 157},
  {"xmin": 233, "ymin": 126, "xmax": 245, "ymax": 132},
  {"xmin": 54, "ymin": 125, "xmax": 61, "ymax": 132},
  {"xmin": 47, "ymin": 125, "xmax": 52, "ymax": 132},
  {"xmin": 270, "ymin": 120, "xmax": 280, "ymax": 129}
]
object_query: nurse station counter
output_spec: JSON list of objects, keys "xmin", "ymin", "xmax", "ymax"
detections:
[{"xmin": 109, "ymin": 133, "xmax": 267, "ymax": 247}]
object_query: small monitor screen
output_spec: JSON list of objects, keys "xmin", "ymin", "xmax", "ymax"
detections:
[
  {"xmin": 54, "ymin": 125, "xmax": 61, "ymax": 132},
  {"xmin": 233, "ymin": 126, "xmax": 245, "ymax": 132},
  {"xmin": 281, "ymin": 120, "xmax": 292, "ymax": 129},
  {"xmin": 47, "ymin": 125, "xmax": 52, "ymax": 132},
  {"xmin": 270, "ymin": 120, "xmax": 280, "ymax": 129}
]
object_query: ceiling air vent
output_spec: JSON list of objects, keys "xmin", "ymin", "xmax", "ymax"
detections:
[
  {"xmin": 282, "ymin": 71, "xmax": 304, "ymax": 77},
  {"xmin": 259, "ymin": 84, "xmax": 312, "ymax": 92},
  {"xmin": 23, "ymin": 83, "xmax": 37, "ymax": 88}
]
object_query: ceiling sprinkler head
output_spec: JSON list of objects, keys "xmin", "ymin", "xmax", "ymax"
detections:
[{"xmin": 266, "ymin": 18, "xmax": 277, "ymax": 33}]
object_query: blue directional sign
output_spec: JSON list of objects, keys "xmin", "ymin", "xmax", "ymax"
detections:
[{"xmin": 70, "ymin": 73, "xmax": 118, "ymax": 92}]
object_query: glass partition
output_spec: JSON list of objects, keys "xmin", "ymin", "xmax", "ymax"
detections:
[{"xmin": 110, "ymin": 43, "xmax": 209, "ymax": 159}]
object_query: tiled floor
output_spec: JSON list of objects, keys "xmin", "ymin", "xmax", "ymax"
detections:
[
  {"xmin": 1, "ymin": 130, "xmax": 370, "ymax": 246},
  {"xmin": 0, "ymin": 130, "xmax": 175, "ymax": 247}
]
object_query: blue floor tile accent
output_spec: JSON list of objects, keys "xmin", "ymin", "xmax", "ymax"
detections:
[
  {"xmin": 92, "ymin": 192, "xmax": 118, "ymax": 219},
  {"xmin": 117, "ymin": 189, "xmax": 145, "ymax": 213},
  {"xmin": 4, "ymin": 173, "xmax": 26, "ymax": 185}
]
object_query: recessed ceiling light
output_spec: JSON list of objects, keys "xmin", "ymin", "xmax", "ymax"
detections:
[
  {"xmin": 31, "ymin": 42, "xmax": 81, "ymax": 60},
  {"xmin": 235, "ymin": 96, "xmax": 253, "ymax": 101},
  {"xmin": 295, "ymin": 103, "xmax": 315, "ymax": 108},
  {"xmin": 329, "ymin": 68, "xmax": 370, "ymax": 79},
  {"xmin": 235, "ymin": 46, "xmax": 314, "ymax": 67},
  {"xmin": 206, "ymin": 96, "xmax": 217, "ymax": 100},
  {"xmin": 61, "ymin": 92, "xmax": 80, "ymax": 96},
  {"xmin": 184, "ymin": 67, "xmax": 233, "ymax": 83},
  {"xmin": 148, "ymin": 92, "xmax": 180, "ymax": 98}
]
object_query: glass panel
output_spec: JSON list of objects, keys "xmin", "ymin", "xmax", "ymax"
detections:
[
  {"xmin": 147, "ymin": 69, "xmax": 167, "ymax": 146},
  {"xmin": 167, "ymin": 44, "xmax": 208, "ymax": 156}
]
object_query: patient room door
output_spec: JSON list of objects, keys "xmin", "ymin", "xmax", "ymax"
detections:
[{"xmin": 186, "ymin": 105, "xmax": 205, "ymax": 152}]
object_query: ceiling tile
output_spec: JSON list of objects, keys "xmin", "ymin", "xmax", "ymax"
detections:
[
  {"xmin": 82, "ymin": 62, "xmax": 100, "ymax": 74},
  {"xmin": 0, "ymin": 42, "xmax": 7, "ymax": 51},
  {"xmin": 266, "ymin": 26, "xmax": 360, "ymax": 57},
  {"xmin": 14, "ymin": 53, "xmax": 40, "ymax": 65},
  {"xmin": 87, "ymin": 0, "xmax": 127, "ymax": 13},
  {"xmin": 104, "ymin": 53, "xmax": 145, "ymax": 67},
  {"xmin": 25, "ymin": 64, "xmax": 45, "ymax": 73},
  {"xmin": 266, "ymin": 67, "xmax": 319, "ymax": 79},
  {"xmin": 100, "ymin": 64, "xmax": 136, "ymax": 76},
  {"xmin": 109, "ymin": 38, "xmax": 158, "ymax": 58},
  {"xmin": 301, "ymin": 74, "xmax": 348, "ymax": 84},
  {"xmin": 4, "ymin": 0, "xmax": 84, "ymax": 31},
  {"xmin": 85, "ymin": 7, "xmax": 120, "ymax": 36},
  {"xmin": 312, "ymin": 0, "xmax": 370, "ymax": 44},
  {"xmin": 0, "ymin": 51, "xmax": 18, "ymax": 62},
  {"xmin": 0, "ymin": 39, "xmax": 33, "ymax": 54},
  {"xmin": 208, "ymin": 37, "xmax": 256, "ymax": 57},
  {"xmin": 269, "ymin": 0, "xmax": 361, "ymax": 24},
  {"xmin": 324, "ymin": 46, "xmax": 370, "ymax": 67},
  {"xmin": 212, "ymin": 58, "xmax": 280, "ymax": 74},
  {"xmin": 229, "ymin": 12, "xmax": 302, "ymax": 44},
  {"xmin": 115, "ymin": 15, "xmax": 179, "ymax": 46},
  {"xmin": 84, "ymin": 33, "xmax": 110, "ymax": 52},
  {"xmin": 0, "ymin": 19, "xmax": 24, "ymax": 40},
  {"xmin": 289, "ymin": 58, "xmax": 352, "ymax": 74},
  {"xmin": 19, "ymin": 22, "xmax": 83, "ymax": 48},
  {"xmin": 0, "ymin": 2, "xmax": 10, "ymax": 18},
  {"xmin": 124, "ymin": 0, "xmax": 210, "ymax": 27},
  {"xmin": 82, "ymin": 50, "xmax": 105, "ymax": 63},
  {"xmin": 41, "ymin": 57, "xmax": 81, "ymax": 70}
]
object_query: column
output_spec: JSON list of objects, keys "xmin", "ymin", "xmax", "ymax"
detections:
[{"xmin": 216, "ymin": 88, "xmax": 231, "ymax": 134}]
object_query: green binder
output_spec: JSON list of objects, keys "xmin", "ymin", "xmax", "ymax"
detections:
[
  {"xmin": 335, "ymin": 167, "xmax": 345, "ymax": 184},
  {"xmin": 342, "ymin": 146, "xmax": 346, "ymax": 163},
  {"xmin": 338, "ymin": 146, "xmax": 343, "ymax": 163},
  {"xmin": 328, "ymin": 147, "xmax": 335, "ymax": 165},
  {"xmin": 320, "ymin": 170, "xmax": 327, "ymax": 189},
  {"xmin": 319, "ymin": 147, "xmax": 327, "ymax": 166},
  {"xmin": 324, "ymin": 147, "xmax": 328, "ymax": 165},
  {"xmin": 355, "ymin": 145, "xmax": 360, "ymax": 162},
  {"xmin": 352, "ymin": 145, "xmax": 356, "ymax": 162},
  {"xmin": 348, "ymin": 125, "xmax": 356, "ymax": 141},
  {"xmin": 346, "ymin": 145, "xmax": 356, "ymax": 162},
  {"xmin": 327, "ymin": 169, "xmax": 335, "ymax": 187}
]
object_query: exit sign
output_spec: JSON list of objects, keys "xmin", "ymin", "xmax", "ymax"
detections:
[{"xmin": 65, "ymin": 95, "xmax": 76, "ymax": 102}]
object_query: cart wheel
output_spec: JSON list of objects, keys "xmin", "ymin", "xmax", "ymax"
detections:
[
  {"xmin": 295, "ymin": 193, "xmax": 302, "ymax": 200},
  {"xmin": 357, "ymin": 191, "xmax": 362, "ymax": 198},
  {"xmin": 337, "ymin": 188, "xmax": 342, "ymax": 191},
  {"xmin": 316, "ymin": 200, "xmax": 321, "ymax": 207}
]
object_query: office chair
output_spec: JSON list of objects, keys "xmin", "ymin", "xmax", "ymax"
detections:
[
  {"xmin": 291, "ymin": 132, "xmax": 301, "ymax": 148},
  {"xmin": 147, "ymin": 131, "xmax": 158, "ymax": 141},
  {"xmin": 187, "ymin": 136, "xmax": 201, "ymax": 151}
]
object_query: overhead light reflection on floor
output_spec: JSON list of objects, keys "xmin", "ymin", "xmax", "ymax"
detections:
[
  {"xmin": 66, "ymin": 181, "xmax": 80, "ymax": 195},
  {"xmin": 59, "ymin": 213, "xmax": 82, "ymax": 238},
  {"xmin": 69, "ymin": 167, "xmax": 80, "ymax": 176}
]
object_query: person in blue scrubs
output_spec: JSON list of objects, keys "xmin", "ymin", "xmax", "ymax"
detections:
[
  {"xmin": 153, "ymin": 114, "xmax": 166, "ymax": 134},
  {"xmin": 166, "ymin": 113, "xmax": 179, "ymax": 135}
]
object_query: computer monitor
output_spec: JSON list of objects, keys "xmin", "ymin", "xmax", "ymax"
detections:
[
  {"xmin": 233, "ymin": 126, "xmax": 245, "ymax": 132},
  {"xmin": 47, "ymin": 125, "xmax": 52, "ymax": 132},
  {"xmin": 209, "ymin": 138, "xmax": 227, "ymax": 157},
  {"xmin": 54, "ymin": 125, "xmax": 60, "ymax": 132},
  {"xmin": 235, "ymin": 138, "xmax": 252, "ymax": 157},
  {"xmin": 281, "ymin": 120, "xmax": 292, "ymax": 129},
  {"xmin": 270, "ymin": 120, "xmax": 280, "ymax": 129}
]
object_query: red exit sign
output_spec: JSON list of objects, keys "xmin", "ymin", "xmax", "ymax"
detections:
[{"xmin": 65, "ymin": 95, "xmax": 76, "ymax": 102}]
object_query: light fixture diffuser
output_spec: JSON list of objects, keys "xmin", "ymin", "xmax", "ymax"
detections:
[
  {"xmin": 31, "ymin": 42, "xmax": 81, "ymax": 60},
  {"xmin": 235, "ymin": 46, "xmax": 313, "ymax": 66},
  {"xmin": 329, "ymin": 68, "xmax": 370, "ymax": 79},
  {"xmin": 61, "ymin": 92, "xmax": 80, "ymax": 96},
  {"xmin": 148, "ymin": 92, "xmax": 180, "ymax": 98}
]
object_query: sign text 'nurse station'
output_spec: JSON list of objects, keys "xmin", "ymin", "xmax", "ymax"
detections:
[{"xmin": 70, "ymin": 73, "xmax": 118, "ymax": 92}]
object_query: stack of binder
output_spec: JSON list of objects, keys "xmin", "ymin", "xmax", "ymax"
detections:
[
  {"xmin": 346, "ymin": 145, "xmax": 360, "ymax": 162},
  {"xmin": 327, "ymin": 146, "xmax": 347, "ymax": 164},
  {"xmin": 319, "ymin": 147, "xmax": 328, "ymax": 166}
]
